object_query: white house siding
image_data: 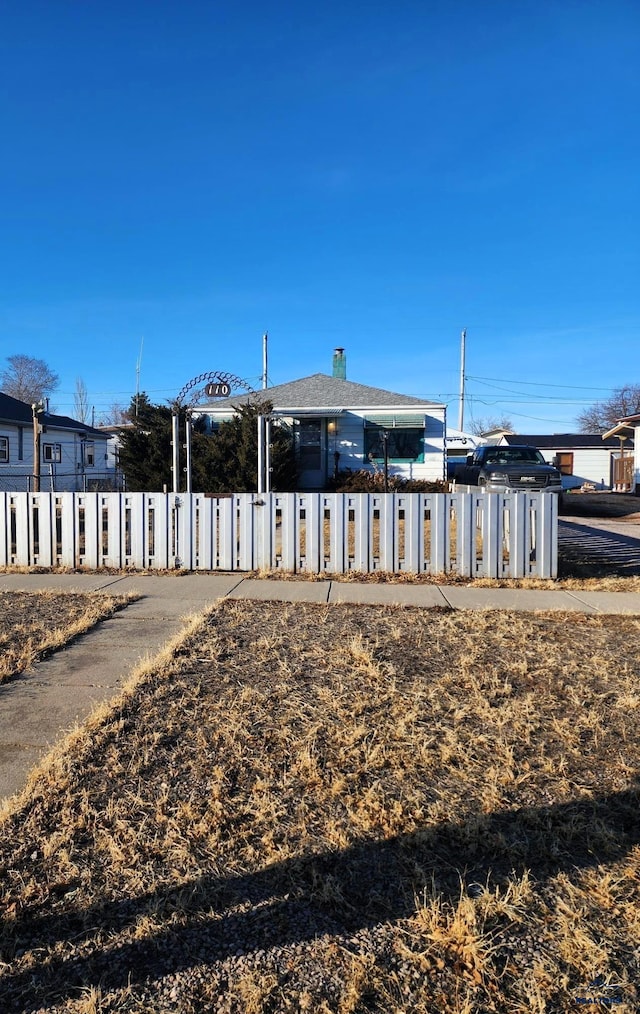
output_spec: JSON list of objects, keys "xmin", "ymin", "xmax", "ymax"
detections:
[
  {"xmin": 197, "ymin": 373, "xmax": 447, "ymax": 490},
  {"xmin": 0, "ymin": 426, "xmax": 113, "ymax": 492},
  {"xmin": 0, "ymin": 426, "xmax": 27, "ymax": 479},
  {"xmin": 336, "ymin": 409, "xmax": 446, "ymax": 482},
  {"xmin": 202, "ymin": 409, "xmax": 448, "ymax": 486},
  {"xmin": 537, "ymin": 447, "xmax": 614, "ymax": 489},
  {"xmin": 334, "ymin": 414, "xmax": 364, "ymax": 473}
]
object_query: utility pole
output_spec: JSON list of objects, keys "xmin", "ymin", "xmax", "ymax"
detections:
[
  {"xmin": 262, "ymin": 332, "xmax": 268, "ymax": 390},
  {"xmin": 458, "ymin": 328, "xmax": 467, "ymax": 432},
  {"xmin": 32, "ymin": 402, "xmax": 43, "ymax": 493}
]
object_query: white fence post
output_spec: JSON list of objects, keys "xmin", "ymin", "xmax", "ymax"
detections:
[
  {"xmin": 59, "ymin": 492, "xmax": 76, "ymax": 567},
  {"xmin": 537, "ymin": 492, "xmax": 557, "ymax": 579},
  {"xmin": 303, "ymin": 493, "xmax": 321, "ymax": 572},
  {"xmin": 509, "ymin": 493, "xmax": 527, "ymax": 578},
  {"xmin": 378, "ymin": 492, "xmax": 394, "ymax": 572},
  {"xmin": 236, "ymin": 494, "xmax": 254, "ymax": 571},
  {"xmin": 12, "ymin": 493, "xmax": 30, "ymax": 565},
  {"xmin": 276, "ymin": 492, "xmax": 296, "ymax": 571},
  {"xmin": 218, "ymin": 496, "xmax": 234, "ymax": 571}
]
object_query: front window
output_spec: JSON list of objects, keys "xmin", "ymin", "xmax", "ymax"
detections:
[
  {"xmin": 43, "ymin": 443, "xmax": 62, "ymax": 463},
  {"xmin": 83, "ymin": 441, "xmax": 95, "ymax": 467},
  {"xmin": 365, "ymin": 426, "xmax": 424, "ymax": 462},
  {"xmin": 0, "ymin": 436, "xmax": 8, "ymax": 463}
]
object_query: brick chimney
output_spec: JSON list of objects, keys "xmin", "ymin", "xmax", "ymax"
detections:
[{"xmin": 332, "ymin": 348, "xmax": 346, "ymax": 379}]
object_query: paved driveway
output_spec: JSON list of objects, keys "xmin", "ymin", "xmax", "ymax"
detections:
[{"xmin": 559, "ymin": 515, "xmax": 640, "ymax": 575}]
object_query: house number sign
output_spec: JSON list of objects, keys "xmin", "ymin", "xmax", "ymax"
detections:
[{"xmin": 204, "ymin": 382, "xmax": 231, "ymax": 398}]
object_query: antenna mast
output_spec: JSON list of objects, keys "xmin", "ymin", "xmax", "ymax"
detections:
[
  {"xmin": 458, "ymin": 328, "xmax": 466, "ymax": 431},
  {"xmin": 135, "ymin": 337, "xmax": 144, "ymax": 416},
  {"xmin": 262, "ymin": 332, "xmax": 268, "ymax": 390}
]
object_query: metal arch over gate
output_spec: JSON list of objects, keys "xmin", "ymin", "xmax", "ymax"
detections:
[
  {"xmin": 174, "ymin": 370, "xmax": 256, "ymax": 409},
  {"xmin": 171, "ymin": 371, "xmax": 257, "ymax": 493}
]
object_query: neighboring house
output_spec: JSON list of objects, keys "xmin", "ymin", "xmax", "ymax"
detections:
[
  {"xmin": 477, "ymin": 427, "xmax": 516, "ymax": 441},
  {"xmin": 445, "ymin": 428, "xmax": 478, "ymax": 480},
  {"xmin": 602, "ymin": 414, "xmax": 640, "ymax": 493},
  {"xmin": 0, "ymin": 391, "xmax": 119, "ymax": 492},
  {"xmin": 197, "ymin": 351, "xmax": 447, "ymax": 490},
  {"xmin": 96, "ymin": 422, "xmax": 135, "ymax": 479},
  {"xmin": 494, "ymin": 433, "xmax": 626, "ymax": 490}
]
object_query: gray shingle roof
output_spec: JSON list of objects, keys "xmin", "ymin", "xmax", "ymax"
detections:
[
  {"xmin": 202, "ymin": 374, "xmax": 444, "ymax": 411},
  {"xmin": 0, "ymin": 391, "xmax": 106, "ymax": 436},
  {"xmin": 504, "ymin": 433, "xmax": 629, "ymax": 449}
]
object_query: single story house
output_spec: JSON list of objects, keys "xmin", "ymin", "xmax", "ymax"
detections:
[
  {"xmin": 197, "ymin": 350, "xmax": 447, "ymax": 490},
  {"xmin": 0, "ymin": 391, "xmax": 119, "ymax": 492},
  {"xmin": 602, "ymin": 414, "xmax": 640, "ymax": 493},
  {"xmin": 493, "ymin": 432, "xmax": 628, "ymax": 490}
]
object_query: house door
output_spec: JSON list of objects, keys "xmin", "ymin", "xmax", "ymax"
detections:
[
  {"xmin": 298, "ymin": 419, "xmax": 325, "ymax": 489},
  {"xmin": 555, "ymin": 452, "xmax": 574, "ymax": 476}
]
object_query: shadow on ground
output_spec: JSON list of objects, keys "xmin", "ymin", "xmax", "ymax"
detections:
[
  {"xmin": 560, "ymin": 494, "xmax": 640, "ymax": 519},
  {"xmin": 2, "ymin": 782, "xmax": 638, "ymax": 1010},
  {"xmin": 558, "ymin": 519, "xmax": 640, "ymax": 576}
]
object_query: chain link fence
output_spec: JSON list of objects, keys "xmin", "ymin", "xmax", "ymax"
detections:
[{"xmin": 0, "ymin": 472, "xmax": 125, "ymax": 493}]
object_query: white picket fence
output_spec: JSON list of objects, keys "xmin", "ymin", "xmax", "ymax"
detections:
[{"xmin": 0, "ymin": 490, "xmax": 557, "ymax": 578}]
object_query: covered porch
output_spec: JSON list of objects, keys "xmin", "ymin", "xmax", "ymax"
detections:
[{"xmin": 602, "ymin": 415, "xmax": 640, "ymax": 493}]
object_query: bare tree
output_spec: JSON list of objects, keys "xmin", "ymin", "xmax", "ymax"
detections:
[
  {"xmin": 97, "ymin": 402, "xmax": 130, "ymax": 426},
  {"xmin": 0, "ymin": 354, "xmax": 59, "ymax": 405},
  {"xmin": 469, "ymin": 415, "xmax": 514, "ymax": 437},
  {"xmin": 73, "ymin": 377, "xmax": 89, "ymax": 423},
  {"xmin": 576, "ymin": 385, "xmax": 640, "ymax": 433}
]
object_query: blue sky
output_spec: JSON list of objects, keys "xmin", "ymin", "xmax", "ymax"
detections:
[{"xmin": 1, "ymin": 0, "xmax": 638, "ymax": 431}]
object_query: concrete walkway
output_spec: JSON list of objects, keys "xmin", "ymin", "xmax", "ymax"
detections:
[{"xmin": 1, "ymin": 573, "xmax": 639, "ymax": 803}]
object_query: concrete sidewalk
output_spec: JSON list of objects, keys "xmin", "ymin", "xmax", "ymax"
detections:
[{"xmin": 1, "ymin": 573, "xmax": 639, "ymax": 803}]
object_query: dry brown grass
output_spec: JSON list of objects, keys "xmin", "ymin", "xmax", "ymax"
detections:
[
  {"xmin": 0, "ymin": 601, "xmax": 638, "ymax": 1011},
  {"xmin": 0, "ymin": 591, "xmax": 135, "ymax": 683},
  {"xmin": 249, "ymin": 566, "xmax": 640, "ymax": 592}
]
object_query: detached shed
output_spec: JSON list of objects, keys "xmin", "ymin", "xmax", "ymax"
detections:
[{"xmin": 496, "ymin": 433, "xmax": 625, "ymax": 490}]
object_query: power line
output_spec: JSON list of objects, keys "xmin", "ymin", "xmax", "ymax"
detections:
[
  {"xmin": 506, "ymin": 408, "xmax": 586, "ymax": 425},
  {"xmin": 467, "ymin": 379, "xmax": 598, "ymax": 403},
  {"xmin": 467, "ymin": 374, "xmax": 615, "ymax": 391}
]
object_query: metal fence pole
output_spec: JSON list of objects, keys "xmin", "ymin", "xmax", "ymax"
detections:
[{"xmin": 171, "ymin": 412, "xmax": 180, "ymax": 494}]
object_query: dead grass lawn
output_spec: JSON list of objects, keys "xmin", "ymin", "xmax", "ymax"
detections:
[
  {"xmin": 249, "ymin": 566, "xmax": 640, "ymax": 592},
  {"xmin": 0, "ymin": 601, "xmax": 639, "ymax": 1012},
  {"xmin": 0, "ymin": 591, "xmax": 134, "ymax": 683}
]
